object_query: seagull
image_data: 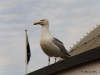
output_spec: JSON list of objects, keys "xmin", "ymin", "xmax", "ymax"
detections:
[{"xmin": 33, "ymin": 19, "xmax": 70, "ymax": 65}]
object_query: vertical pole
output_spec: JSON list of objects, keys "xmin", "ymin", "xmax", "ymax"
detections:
[{"xmin": 25, "ymin": 30, "xmax": 28, "ymax": 75}]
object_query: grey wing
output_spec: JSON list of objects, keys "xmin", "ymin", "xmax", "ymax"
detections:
[{"xmin": 53, "ymin": 37, "xmax": 70, "ymax": 57}]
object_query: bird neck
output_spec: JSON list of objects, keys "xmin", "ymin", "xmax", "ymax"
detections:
[{"xmin": 41, "ymin": 25, "xmax": 52, "ymax": 37}]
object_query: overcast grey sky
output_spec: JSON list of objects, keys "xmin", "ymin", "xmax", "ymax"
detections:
[{"xmin": 0, "ymin": 0, "xmax": 100, "ymax": 75}]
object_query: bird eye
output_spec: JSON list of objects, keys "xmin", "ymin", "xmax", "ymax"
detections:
[{"xmin": 41, "ymin": 20, "xmax": 44, "ymax": 21}]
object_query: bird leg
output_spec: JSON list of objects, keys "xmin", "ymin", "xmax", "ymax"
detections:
[
  {"xmin": 48, "ymin": 56, "xmax": 50, "ymax": 65},
  {"xmin": 55, "ymin": 57, "xmax": 57, "ymax": 63}
]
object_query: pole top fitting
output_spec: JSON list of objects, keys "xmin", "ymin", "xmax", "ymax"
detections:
[{"xmin": 25, "ymin": 30, "xmax": 27, "ymax": 32}]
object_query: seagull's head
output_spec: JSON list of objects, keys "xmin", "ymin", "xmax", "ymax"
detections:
[{"xmin": 33, "ymin": 19, "xmax": 49, "ymax": 26}]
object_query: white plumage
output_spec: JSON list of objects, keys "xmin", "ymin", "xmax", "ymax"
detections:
[
  {"xmin": 40, "ymin": 36, "xmax": 60, "ymax": 57},
  {"xmin": 34, "ymin": 19, "xmax": 70, "ymax": 65}
]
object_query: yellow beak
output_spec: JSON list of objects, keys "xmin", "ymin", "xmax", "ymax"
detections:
[{"xmin": 33, "ymin": 22, "xmax": 40, "ymax": 25}]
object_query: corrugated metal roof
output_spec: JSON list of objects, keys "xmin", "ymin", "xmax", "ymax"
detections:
[{"xmin": 69, "ymin": 25, "xmax": 100, "ymax": 56}]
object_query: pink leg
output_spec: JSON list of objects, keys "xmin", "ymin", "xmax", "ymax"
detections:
[
  {"xmin": 55, "ymin": 57, "xmax": 56, "ymax": 63},
  {"xmin": 48, "ymin": 57, "xmax": 50, "ymax": 65}
]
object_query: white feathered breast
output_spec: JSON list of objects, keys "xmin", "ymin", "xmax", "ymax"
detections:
[{"xmin": 40, "ymin": 36, "xmax": 60, "ymax": 57}]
